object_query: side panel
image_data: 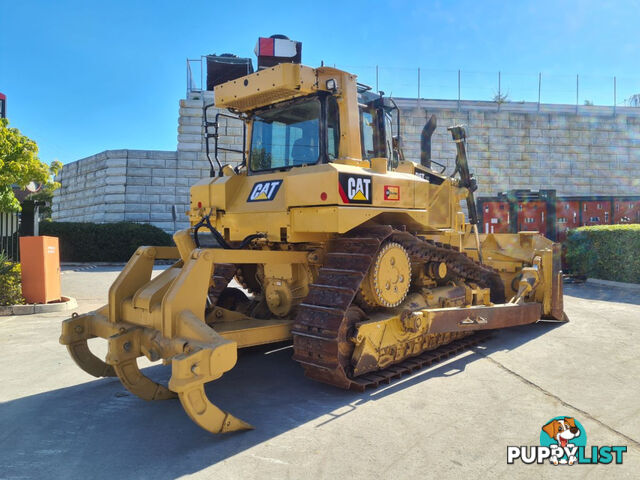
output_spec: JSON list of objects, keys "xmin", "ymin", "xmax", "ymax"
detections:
[{"xmin": 190, "ymin": 163, "xmax": 444, "ymax": 242}]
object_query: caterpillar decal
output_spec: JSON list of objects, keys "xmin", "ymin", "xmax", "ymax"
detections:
[
  {"xmin": 338, "ymin": 173, "xmax": 372, "ymax": 204},
  {"xmin": 248, "ymin": 180, "xmax": 283, "ymax": 202}
]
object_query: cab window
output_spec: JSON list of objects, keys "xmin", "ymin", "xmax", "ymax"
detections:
[
  {"xmin": 250, "ymin": 98, "xmax": 320, "ymax": 171},
  {"xmin": 361, "ymin": 110, "xmax": 376, "ymax": 159},
  {"xmin": 327, "ymin": 96, "xmax": 340, "ymax": 160}
]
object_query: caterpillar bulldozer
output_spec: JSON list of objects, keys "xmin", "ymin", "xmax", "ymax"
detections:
[{"xmin": 60, "ymin": 37, "xmax": 566, "ymax": 434}]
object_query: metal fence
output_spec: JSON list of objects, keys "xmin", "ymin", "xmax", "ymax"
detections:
[
  {"xmin": 339, "ymin": 66, "xmax": 640, "ymax": 112},
  {"xmin": 187, "ymin": 57, "xmax": 206, "ymax": 97},
  {"xmin": 187, "ymin": 57, "xmax": 640, "ymax": 111},
  {"xmin": 0, "ymin": 211, "xmax": 20, "ymax": 261}
]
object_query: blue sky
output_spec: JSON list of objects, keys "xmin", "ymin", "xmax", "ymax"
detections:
[{"xmin": 1, "ymin": 0, "xmax": 639, "ymax": 166}]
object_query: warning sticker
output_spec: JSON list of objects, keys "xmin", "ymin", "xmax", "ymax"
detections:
[
  {"xmin": 338, "ymin": 173, "xmax": 372, "ymax": 204},
  {"xmin": 384, "ymin": 185, "xmax": 400, "ymax": 201}
]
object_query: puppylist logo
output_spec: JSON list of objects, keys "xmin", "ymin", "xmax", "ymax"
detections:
[{"xmin": 507, "ymin": 416, "xmax": 627, "ymax": 466}]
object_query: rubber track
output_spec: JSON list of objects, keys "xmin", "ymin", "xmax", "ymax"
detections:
[{"xmin": 291, "ymin": 226, "xmax": 504, "ymax": 390}]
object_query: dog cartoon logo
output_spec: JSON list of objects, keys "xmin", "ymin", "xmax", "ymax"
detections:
[
  {"xmin": 509, "ymin": 416, "xmax": 625, "ymax": 465},
  {"xmin": 541, "ymin": 417, "xmax": 584, "ymax": 465}
]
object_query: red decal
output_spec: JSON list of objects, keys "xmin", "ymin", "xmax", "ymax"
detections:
[
  {"xmin": 259, "ymin": 37, "xmax": 274, "ymax": 56},
  {"xmin": 384, "ymin": 185, "xmax": 400, "ymax": 201},
  {"xmin": 338, "ymin": 183, "xmax": 350, "ymax": 203}
]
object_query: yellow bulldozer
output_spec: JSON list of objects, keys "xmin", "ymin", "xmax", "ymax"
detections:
[{"xmin": 60, "ymin": 38, "xmax": 566, "ymax": 434}]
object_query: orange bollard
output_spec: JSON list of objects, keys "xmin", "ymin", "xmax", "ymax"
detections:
[{"xmin": 19, "ymin": 236, "xmax": 61, "ymax": 304}]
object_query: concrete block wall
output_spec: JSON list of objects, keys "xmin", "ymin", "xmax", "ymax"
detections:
[
  {"xmin": 178, "ymin": 90, "xmax": 244, "ymax": 173},
  {"xmin": 53, "ymin": 149, "xmax": 185, "ymax": 231},
  {"xmin": 53, "ymin": 91, "xmax": 246, "ymax": 232},
  {"xmin": 52, "ymin": 150, "xmax": 124, "ymax": 223},
  {"xmin": 395, "ymin": 99, "xmax": 640, "ymax": 198}
]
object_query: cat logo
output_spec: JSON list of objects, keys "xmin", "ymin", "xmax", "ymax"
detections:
[
  {"xmin": 247, "ymin": 180, "xmax": 283, "ymax": 202},
  {"xmin": 338, "ymin": 173, "xmax": 372, "ymax": 204}
]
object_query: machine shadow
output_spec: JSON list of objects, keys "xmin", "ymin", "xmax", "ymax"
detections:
[
  {"xmin": 563, "ymin": 283, "xmax": 640, "ymax": 306},
  {"xmin": 0, "ymin": 322, "xmax": 560, "ymax": 479}
]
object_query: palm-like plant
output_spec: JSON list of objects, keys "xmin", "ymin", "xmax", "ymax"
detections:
[{"xmin": 0, "ymin": 251, "xmax": 13, "ymax": 276}]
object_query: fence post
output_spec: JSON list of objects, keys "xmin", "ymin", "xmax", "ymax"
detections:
[
  {"xmin": 613, "ymin": 76, "xmax": 617, "ymax": 115},
  {"xmin": 457, "ymin": 69, "xmax": 461, "ymax": 112},
  {"xmin": 376, "ymin": 65, "xmax": 379, "ymax": 92},
  {"xmin": 0, "ymin": 212, "xmax": 21, "ymax": 261},
  {"xmin": 498, "ymin": 71, "xmax": 501, "ymax": 111},
  {"xmin": 34, "ymin": 206, "xmax": 39, "ymax": 237},
  {"xmin": 537, "ymin": 73, "xmax": 541, "ymax": 112},
  {"xmin": 576, "ymin": 74, "xmax": 579, "ymax": 114}
]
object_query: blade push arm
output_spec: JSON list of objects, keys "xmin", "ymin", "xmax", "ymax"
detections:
[{"xmin": 448, "ymin": 125, "xmax": 479, "ymax": 226}]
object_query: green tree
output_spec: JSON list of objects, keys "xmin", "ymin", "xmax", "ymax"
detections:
[{"xmin": 0, "ymin": 118, "xmax": 62, "ymax": 212}]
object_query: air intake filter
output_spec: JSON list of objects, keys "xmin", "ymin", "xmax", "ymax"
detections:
[{"xmin": 206, "ymin": 54, "xmax": 254, "ymax": 91}]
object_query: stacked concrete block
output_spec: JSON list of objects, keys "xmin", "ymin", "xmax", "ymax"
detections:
[
  {"xmin": 53, "ymin": 150, "xmax": 183, "ymax": 231},
  {"xmin": 395, "ymin": 99, "xmax": 640, "ymax": 199},
  {"xmin": 52, "ymin": 150, "xmax": 123, "ymax": 223},
  {"xmin": 178, "ymin": 90, "xmax": 244, "ymax": 173}
]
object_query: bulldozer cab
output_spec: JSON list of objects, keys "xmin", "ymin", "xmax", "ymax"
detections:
[
  {"xmin": 246, "ymin": 88, "xmax": 399, "ymax": 174},
  {"xmin": 248, "ymin": 92, "xmax": 340, "ymax": 172},
  {"xmin": 207, "ymin": 62, "xmax": 406, "ymax": 177}
]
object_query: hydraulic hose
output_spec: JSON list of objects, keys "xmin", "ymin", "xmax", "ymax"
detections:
[{"xmin": 193, "ymin": 214, "xmax": 265, "ymax": 249}]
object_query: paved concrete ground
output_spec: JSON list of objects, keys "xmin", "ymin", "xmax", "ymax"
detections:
[{"xmin": 1, "ymin": 267, "xmax": 639, "ymax": 479}]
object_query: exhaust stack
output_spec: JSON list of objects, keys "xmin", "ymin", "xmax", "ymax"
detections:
[{"xmin": 420, "ymin": 114, "xmax": 437, "ymax": 169}]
